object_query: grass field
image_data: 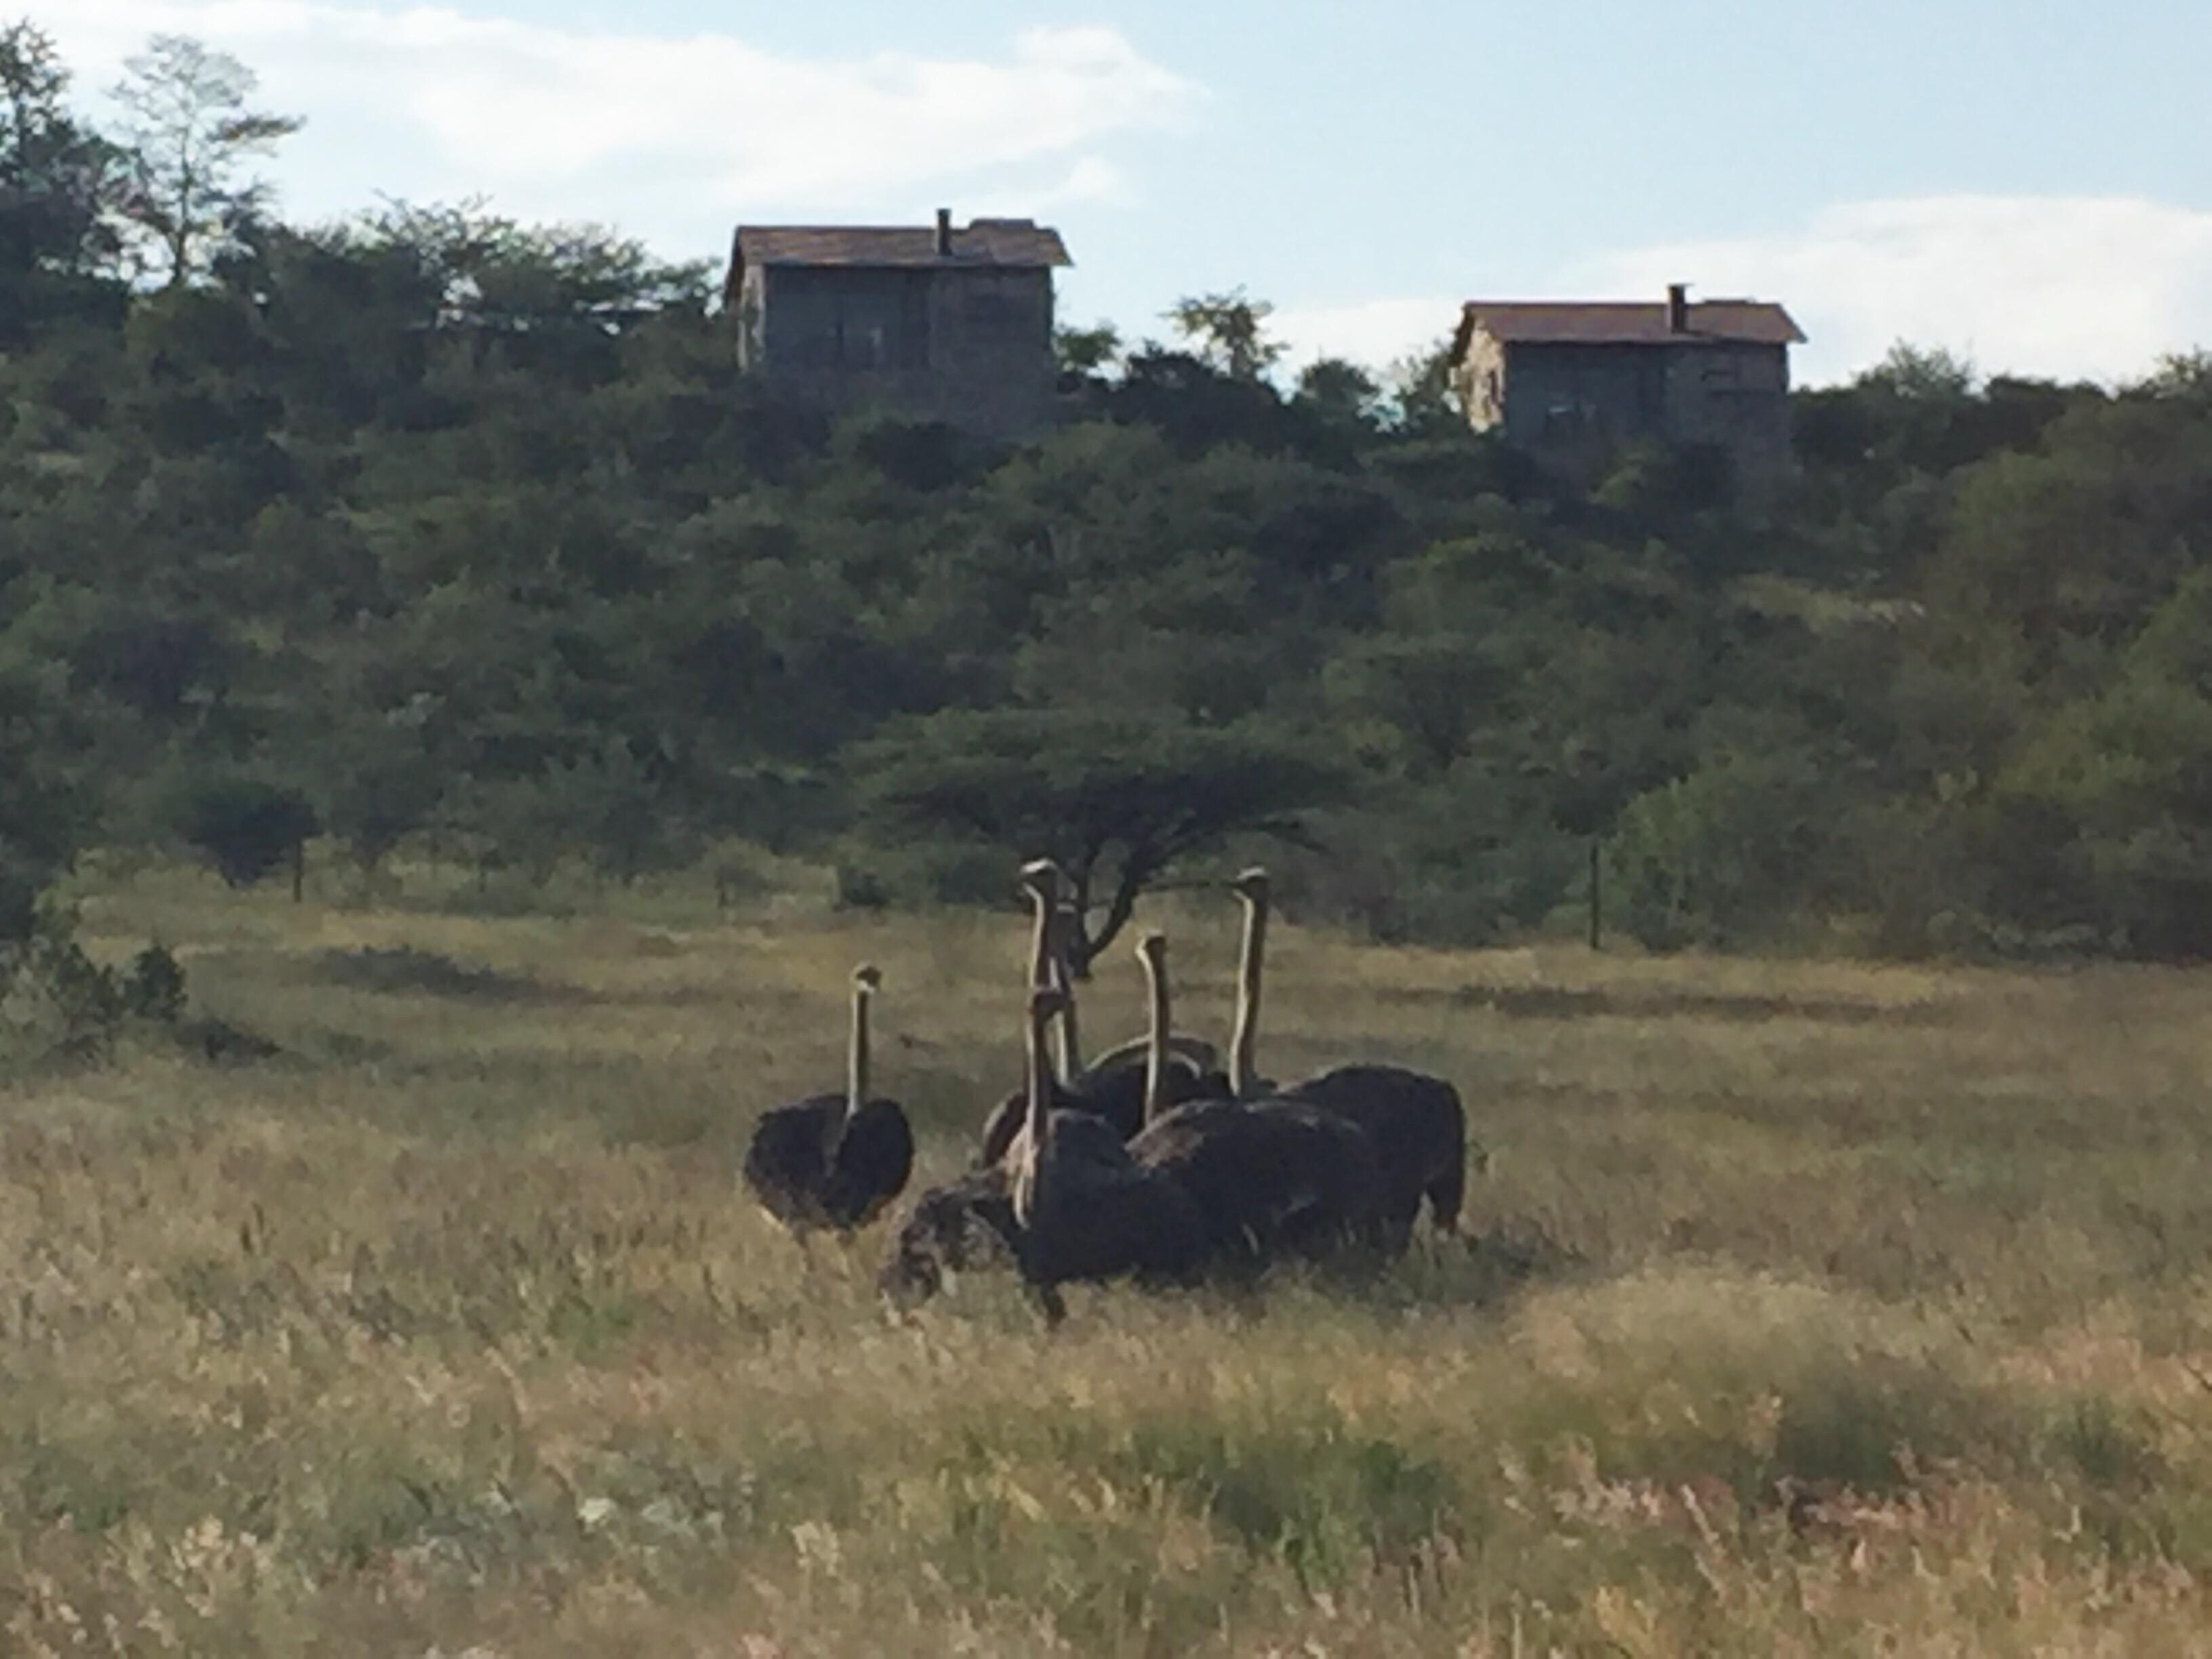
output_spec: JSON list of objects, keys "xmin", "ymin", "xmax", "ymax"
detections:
[{"xmin": 7, "ymin": 863, "xmax": 2212, "ymax": 1654}]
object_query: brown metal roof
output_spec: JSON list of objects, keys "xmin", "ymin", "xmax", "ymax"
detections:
[
  {"xmin": 1456, "ymin": 300, "xmax": 1805, "ymax": 351},
  {"xmin": 731, "ymin": 219, "xmax": 1071, "ymax": 274}
]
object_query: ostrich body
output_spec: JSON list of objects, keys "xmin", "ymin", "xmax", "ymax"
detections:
[
  {"xmin": 1226, "ymin": 868, "xmax": 1472, "ymax": 1242},
  {"xmin": 1124, "ymin": 932, "xmax": 1387, "ymax": 1268},
  {"xmin": 1277, "ymin": 1064, "xmax": 1471, "ymax": 1237},
  {"xmin": 975, "ymin": 859, "xmax": 1216, "ymax": 1169},
  {"xmin": 1010, "ymin": 985, "xmax": 1208, "ymax": 1322},
  {"xmin": 879, "ymin": 1164, "xmax": 1019, "ymax": 1309},
  {"xmin": 882, "ymin": 861, "xmax": 1184, "ymax": 1311},
  {"xmin": 741, "ymin": 966, "xmax": 914, "ymax": 1234}
]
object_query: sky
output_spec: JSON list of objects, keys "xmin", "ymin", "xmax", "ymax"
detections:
[{"xmin": 17, "ymin": 0, "xmax": 2212, "ymax": 385}]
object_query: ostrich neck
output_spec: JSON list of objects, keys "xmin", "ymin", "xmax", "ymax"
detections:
[
  {"xmin": 845, "ymin": 986, "xmax": 869, "ymax": 1127},
  {"xmin": 1141, "ymin": 951, "xmax": 1171, "ymax": 1126},
  {"xmin": 1025, "ymin": 886, "xmax": 1055, "ymax": 993},
  {"xmin": 1229, "ymin": 896, "xmax": 1269, "ymax": 1099},
  {"xmin": 1025, "ymin": 998, "xmax": 1054, "ymax": 1152},
  {"xmin": 1012, "ymin": 998, "xmax": 1054, "ymax": 1229},
  {"xmin": 1052, "ymin": 903, "xmax": 1083, "ymax": 1084}
]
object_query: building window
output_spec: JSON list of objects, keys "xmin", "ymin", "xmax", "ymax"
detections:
[{"xmin": 1543, "ymin": 398, "xmax": 1603, "ymax": 442}]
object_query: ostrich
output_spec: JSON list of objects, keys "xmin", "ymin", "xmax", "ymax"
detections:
[
  {"xmin": 1009, "ymin": 983, "xmax": 1209, "ymax": 1323},
  {"xmin": 1227, "ymin": 867, "xmax": 1474, "ymax": 1242},
  {"xmin": 975, "ymin": 859, "xmax": 1216, "ymax": 1168},
  {"xmin": 742, "ymin": 965, "xmax": 915, "ymax": 1235},
  {"xmin": 1124, "ymin": 931, "xmax": 1389, "ymax": 1269},
  {"xmin": 1055, "ymin": 888, "xmax": 1223, "ymax": 1084},
  {"xmin": 885, "ymin": 865, "xmax": 1173, "ymax": 1311},
  {"xmin": 878, "ymin": 1164, "xmax": 1019, "ymax": 1309}
]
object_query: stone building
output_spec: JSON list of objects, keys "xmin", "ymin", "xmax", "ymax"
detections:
[
  {"xmin": 1450, "ymin": 286, "xmax": 1805, "ymax": 482},
  {"xmin": 723, "ymin": 210, "xmax": 1071, "ymax": 441}
]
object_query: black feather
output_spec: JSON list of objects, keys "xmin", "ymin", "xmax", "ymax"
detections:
[
  {"xmin": 972, "ymin": 1051, "xmax": 1217, "ymax": 1168},
  {"xmin": 1277, "ymin": 1065, "xmax": 1470, "ymax": 1237},
  {"xmin": 743, "ymin": 1093, "xmax": 914, "ymax": 1234},
  {"xmin": 1127, "ymin": 1097, "xmax": 1389, "ymax": 1269}
]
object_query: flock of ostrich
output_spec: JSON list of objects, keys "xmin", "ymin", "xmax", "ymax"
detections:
[{"xmin": 743, "ymin": 860, "xmax": 1475, "ymax": 1324}]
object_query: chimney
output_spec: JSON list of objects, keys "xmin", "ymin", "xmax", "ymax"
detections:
[
  {"xmin": 1666, "ymin": 283, "xmax": 1691, "ymax": 335},
  {"xmin": 935, "ymin": 207, "xmax": 954, "ymax": 258}
]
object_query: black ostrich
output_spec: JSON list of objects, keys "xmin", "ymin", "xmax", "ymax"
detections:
[
  {"xmin": 884, "ymin": 859, "xmax": 1206, "ymax": 1312},
  {"xmin": 1046, "ymin": 880, "xmax": 1222, "ymax": 1088},
  {"xmin": 1010, "ymin": 983, "xmax": 1209, "ymax": 1324},
  {"xmin": 1225, "ymin": 867, "xmax": 1473, "ymax": 1243},
  {"xmin": 974, "ymin": 858, "xmax": 1214, "ymax": 1168},
  {"xmin": 1123, "ymin": 930, "xmax": 1389, "ymax": 1270},
  {"xmin": 742, "ymin": 964, "xmax": 915, "ymax": 1235}
]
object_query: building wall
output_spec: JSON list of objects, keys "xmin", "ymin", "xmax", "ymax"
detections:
[
  {"xmin": 1657, "ymin": 340, "xmax": 1793, "ymax": 479},
  {"xmin": 1453, "ymin": 332, "xmax": 1510, "ymax": 429},
  {"xmin": 1458, "ymin": 331, "xmax": 1794, "ymax": 483},
  {"xmin": 745, "ymin": 264, "xmax": 1059, "ymax": 441},
  {"xmin": 1494, "ymin": 342, "xmax": 1671, "ymax": 472}
]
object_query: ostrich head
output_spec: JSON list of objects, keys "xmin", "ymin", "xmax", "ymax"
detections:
[
  {"xmin": 853, "ymin": 964, "xmax": 882, "ymax": 994},
  {"xmin": 1230, "ymin": 866, "xmax": 1270, "ymax": 905},
  {"xmin": 1136, "ymin": 929, "xmax": 1167, "ymax": 967},
  {"xmin": 1017, "ymin": 857, "xmax": 1063, "ymax": 902}
]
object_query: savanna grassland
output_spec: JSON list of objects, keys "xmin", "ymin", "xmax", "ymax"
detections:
[{"xmin": 9, "ymin": 865, "xmax": 2212, "ymax": 1656}]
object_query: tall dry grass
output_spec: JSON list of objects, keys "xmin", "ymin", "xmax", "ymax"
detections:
[{"xmin": 5, "ymin": 863, "xmax": 2212, "ymax": 1654}]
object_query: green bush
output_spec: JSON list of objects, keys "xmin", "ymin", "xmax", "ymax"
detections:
[{"xmin": 1607, "ymin": 750, "xmax": 1841, "ymax": 951}]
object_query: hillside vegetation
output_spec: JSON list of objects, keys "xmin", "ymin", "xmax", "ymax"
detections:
[
  {"xmin": 5, "ymin": 869, "xmax": 2212, "ymax": 1654},
  {"xmin": 7, "ymin": 26, "xmax": 2212, "ymax": 971}
]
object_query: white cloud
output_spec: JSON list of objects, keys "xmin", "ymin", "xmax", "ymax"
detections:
[
  {"xmin": 1270, "ymin": 197, "xmax": 2212, "ymax": 388},
  {"xmin": 18, "ymin": 1, "xmax": 1197, "ymax": 259},
  {"xmin": 1574, "ymin": 195, "xmax": 2212, "ymax": 386},
  {"xmin": 1269, "ymin": 295, "xmax": 1460, "ymax": 377}
]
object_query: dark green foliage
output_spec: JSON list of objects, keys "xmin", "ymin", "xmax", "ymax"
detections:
[
  {"xmin": 0, "ymin": 662, "xmax": 85, "ymax": 945},
  {"xmin": 0, "ymin": 22, "xmax": 127, "ymax": 343},
  {"xmin": 123, "ymin": 944, "xmax": 187, "ymax": 1022},
  {"xmin": 160, "ymin": 771, "xmax": 318, "ymax": 888},
  {"xmin": 857, "ymin": 709, "xmax": 1347, "ymax": 970},
  {"xmin": 1, "ymin": 922, "xmax": 190, "ymax": 1065},
  {"xmin": 5, "ymin": 25, "xmax": 2211, "ymax": 960}
]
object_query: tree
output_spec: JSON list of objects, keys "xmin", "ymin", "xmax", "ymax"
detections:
[
  {"xmin": 1165, "ymin": 287, "xmax": 1285, "ymax": 382},
  {"xmin": 856, "ymin": 709, "xmax": 1346, "ymax": 973},
  {"xmin": 312, "ymin": 720, "xmax": 445, "ymax": 880},
  {"xmin": 357, "ymin": 199, "xmax": 712, "ymax": 334},
  {"xmin": 160, "ymin": 769, "xmax": 318, "ymax": 888},
  {"xmin": 0, "ymin": 659, "xmax": 84, "ymax": 945},
  {"xmin": 1294, "ymin": 356, "xmax": 1383, "ymax": 428},
  {"xmin": 110, "ymin": 35, "xmax": 301, "ymax": 287},
  {"xmin": 0, "ymin": 21, "xmax": 126, "ymax": 337},
  {"xmin": 1381, "ymin": 336, "xmax": 1461, "ymax": 437},
  {"xmin": 1054, "ymin": 320, "xmax": 1123, "ymax": 387},
  {"xmin": 2136, "ymin": 351, "xmax": 2212, "ymax": 409}
]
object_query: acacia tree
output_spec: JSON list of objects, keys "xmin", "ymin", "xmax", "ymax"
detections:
[
  {"xmin": 110, "ymin": 35, "xmax": 300, "ymax": 287},
  {"xmin": 1165, "ymin": 287, "xmax": 1285, "ymax": 383},
  {"xmin": 857, "ymin": 709, "xmax": 1345, "ymax": 973}
]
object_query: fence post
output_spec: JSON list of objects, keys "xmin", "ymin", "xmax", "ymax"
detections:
[{"xmin": 1587, "ymin": 839, "xmax": 1603, "ymax": 951}]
